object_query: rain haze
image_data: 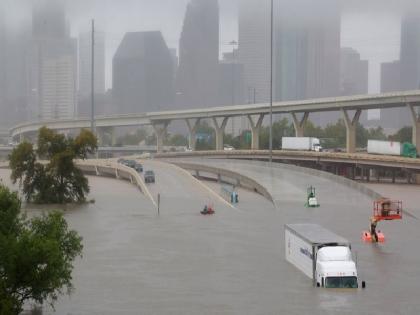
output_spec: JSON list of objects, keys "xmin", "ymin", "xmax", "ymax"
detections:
[
  {"xmin": 2, "ymin": 1, "xmax": 420, "ymax": 315},
  {"xmin": 1, "ymin": 1, "xmax": 420, "ymax": 131}
]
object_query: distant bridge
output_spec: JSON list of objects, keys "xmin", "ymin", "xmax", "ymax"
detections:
[{"xmin": 9, "ymin": 90, "xmax": 420, "ymax": 154}]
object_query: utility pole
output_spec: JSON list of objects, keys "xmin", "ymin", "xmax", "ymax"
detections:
[
  {"xmin": 229, "ymin": 40, "xmax": 238, "ymax": 135},
  {"xmin": 269, "ymin": 0, "xmax": 274, "ymax": 164},
  {"xmin": 91, "ymin": 19, "xmax": 95, "ymax": 134}
]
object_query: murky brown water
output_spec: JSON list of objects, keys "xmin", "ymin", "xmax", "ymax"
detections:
[{"xmin": 1, "ymin": 161, "xmax": 420, "ymax": 315}]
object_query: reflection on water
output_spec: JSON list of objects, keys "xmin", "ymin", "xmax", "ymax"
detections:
[{"xmin": 2, "ymin": 165, "xmax": 420, "ymax": 315}]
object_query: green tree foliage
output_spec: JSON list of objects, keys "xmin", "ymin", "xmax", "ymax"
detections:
[
  {"xmin": 259, "ymin": 118, "xmax": 295, "ymax": 149},
  {"xmin": 389, "ymin": 126, "xmax": 412, "ymax": 143},
  {"xmin": 0, "ymin": 185, "xmax": 83, "ymax": 314},
  {"xmin": 224, "ymin": 131, "xmax": 252, "ymax": 150},
  {"xmin": 117, "ymin": 129, "xmax": 149, "ymax": 146},
  {"xmin": 9, "ymin": 127, "xmax": 97, "ymax": 204},
  {"xmin": 195, "ymin": 121, "xmax": 216, "ymax": 150},
  {"xmin": 167, "ymin": 134, "xmax": 188, "ymax": 146},
  {"xmin": 303, "ymin": 120, "xmax": 324, "ymax": 138}
]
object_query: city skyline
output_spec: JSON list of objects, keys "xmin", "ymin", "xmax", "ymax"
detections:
[{"xmin": 1, "ymin": 0, "xmax": 408, "ymax": 93}]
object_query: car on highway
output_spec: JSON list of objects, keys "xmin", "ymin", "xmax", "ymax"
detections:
[
  {"xmin": 117, "ymin": 158, "xmax": 127, "ymax": 164},
  {"xmin": 144, "ymin": 170, "xmax": 155, "ymax": 183},
  {"xmin": 122, "ymin": 159, "xmax": 136, "ymax": 168},
  {"xmin": 223, "ymin": 145, "xmax": 235, "ymax": 151},
  {"xmin": 134, "ymin": 162, "xmax": 143, "ymax": 173}
]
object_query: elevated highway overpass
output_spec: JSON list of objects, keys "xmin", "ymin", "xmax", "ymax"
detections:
[
  {"xmin": 155, "ymin": 150, "xmax": 420, "ymax": 184},
  {"xmin": 9, "ymin": 90, "xmax": 420, "ymax": 154}
]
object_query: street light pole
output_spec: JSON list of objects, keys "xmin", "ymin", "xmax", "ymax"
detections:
[
  {"xmin": 269, "ymin": 0, "xmax": 274, "ymax": 164},
  {"xmin": 91, "ymin": 19, "xmax": 95, "ymax": 134},
  {"xmin": 229, "ymin": 40, "xmax": 238, "ymax": 135}
]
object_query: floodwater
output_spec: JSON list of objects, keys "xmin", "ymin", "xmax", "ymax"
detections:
[{"xmin": 1, "ymin": 159, "xmax": 420, "ymax": 315}]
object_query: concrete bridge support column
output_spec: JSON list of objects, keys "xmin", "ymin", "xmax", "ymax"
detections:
[
  {"xmin": 342, "ymin": 109, "xmax": 361, "ymax": 153},
  {"xmin": 247, "ymin": 114, "xmax": 264, "ymax": 150},
  {"xmin": 212, "ymin": 117, "xmax": 229, "ymax": 151},
  {"xmin": 291, "ymin": 112, "xmax": 309, "ymax": 137},
  {"xmin": 408, "ymin": 103, "xmax": 420, "ymax": 150},
  {"xmin": 186, "ymin": 118, "xmax": 201, "ymax": 151},
  {"xmin": 110, "ymin": 127, "xmax": 117, "ymax": 146},
  {"xmin": 153, "ymin": 122, "xmax": 169, "ymax": 153},
  {"xmin": 96, "ymin": 128, "xmax": 105, "ymax": 146}
]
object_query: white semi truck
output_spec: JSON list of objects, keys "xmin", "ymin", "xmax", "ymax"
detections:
[
  {"xmin": 285, "ymin": 224, "xmax": 364, "ymax": 289},
  {"xmin": 282, "ymin": 137, "xmax": 322, "ymax": 152}
]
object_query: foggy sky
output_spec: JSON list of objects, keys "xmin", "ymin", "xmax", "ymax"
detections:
[{"xmin": 2, "ymin": 0, "xmax": 420, "ymax": 92}]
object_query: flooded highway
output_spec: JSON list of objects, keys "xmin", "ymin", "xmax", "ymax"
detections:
[{"xmin": 1, "ymin": 159, "xmax": 420, "ymax": 314}]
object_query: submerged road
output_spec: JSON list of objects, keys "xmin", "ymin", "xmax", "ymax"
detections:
[{"xmin": 1, "ymin": 158, "xmax": 419, "ymax": 314}]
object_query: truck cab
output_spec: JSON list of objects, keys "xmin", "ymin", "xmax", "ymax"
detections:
[
  {"xmin": 285, "ymin": 224, "xmax": 363, "ymax": 289},
  {"xmin": 316, "ymin": 246, "xmax": 358, "ymax": 288},
  {"xmin": 311, "ymin": 139, "xmax": 323, "ymax": 152}
]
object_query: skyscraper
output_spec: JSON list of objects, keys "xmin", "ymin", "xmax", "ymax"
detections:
[
  {"xmin": 340, "ymin": 47, "xmax": 369, "ymax": 96},
  {"xmin": 28, "ymin": 0, "xmax": 77, "ymax": 120},
  {"xmin": 113, "ymin": 31, "xmax": 174, "ymax": 114},
  {"xmin": 377, "ymin": 60, "xmax": 410, "ymax": 130},
  {"xmin": 78, "ymin": 30, "xmax": 105, "ymax": 117},
  {"xmin": 0, "ymin": 6, "xmax": 30, "ymax": 127},
  {"xmin": 239, "ymin": 0, "xmax": 340, "ymax": 110},
  {"xmin": 274, "ymin": 0, "xmax": 341, "ymax": 102},
  {"xmin": 177, "ymin": 0, "xmax": 219, "ymax": 108},
  {"xmin": 0, "ymin": 8, "xmax": 6, "ymax": 116},
  {"xmin": 32, "ymin": 0, "xmax": 67, "ymax": 39},
  {"xmin": 381, "ymin": 61, "xmax": 401, "ymax": 93},
  {"xmin": 400, "ymin": 11, "xmax": 420, "ymax": 91},
  {"xmin": 238, "ymin": 0, "xmax": 270, "ymax": 103}
]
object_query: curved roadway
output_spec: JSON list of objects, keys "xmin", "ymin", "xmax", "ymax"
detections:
[{"xmin": 1, "ymin": 157, "xmax": 419, "ymax": 314}]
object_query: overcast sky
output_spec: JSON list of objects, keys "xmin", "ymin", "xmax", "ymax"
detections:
[{"xmin": 2, "ymin": 0, "xmax": 416, "ymax": 92}]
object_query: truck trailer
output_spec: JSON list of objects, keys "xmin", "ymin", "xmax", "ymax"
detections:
[
  {"xmin": 285, "ymin": 224, "xmax": 362, "ymax": 289},
  {"xmin": 282, "ymin": 137, "xmax": 322, "ymax": 152},
  {"xmin": 367, "ymin": 140, "xmax": 417, "ymax": 158}
]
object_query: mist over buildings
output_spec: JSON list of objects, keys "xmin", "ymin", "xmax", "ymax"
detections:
[{"xmin": 1, "ymin": 0, "xmax": 420, "ymax": 132}]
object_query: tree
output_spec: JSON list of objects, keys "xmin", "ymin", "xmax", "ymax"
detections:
[
  {"xmin": 117, "ymin": 128, "xmax": 149, "ymax": 146},
  {"xmin": 167, "ymin": 134, "xmax": 188, "ymax": 146},
  {"xmin": 195, "ymin": 121, "xmax": 216, "ymax": 150},
  {"xmin": 9, "ymin": 127, "xmax": 97, "ymax": 204},
  {"xmin": 389, "ymin": 126, "xmax": 412, "ymax": 143},
  {"xmin": 259, "ymin": 118, "xmax": 295, "ymax": 149},
  {"xmin": 323, "ymin": 119, "xmax": 347, "ymax": 148},
  {"xmin": 0, "ymin": 185, "xmax": 83, "ymax": 314},
  {"xmin": 304, "ymin": 120, "xmax": 324, "ymax": 138}
]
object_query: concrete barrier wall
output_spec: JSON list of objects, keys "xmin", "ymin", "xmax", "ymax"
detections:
[
  {"xmin": 75, "ymin": 160, "xmax": 157, "ymax": 207},
  {"xmin": 1, "ymin": 159, "xmax": 156, "ymax": 206},
  {"xmin": 171, "ymin": 161, "xmax": 274, "ymax": 203},
  {"xmin": 244, "ymin": 160, "xmax": 384, "ymax": 200},
  {"xmin": 171, "ymin": 159, "xmax": 383, "ymax": 203}
]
